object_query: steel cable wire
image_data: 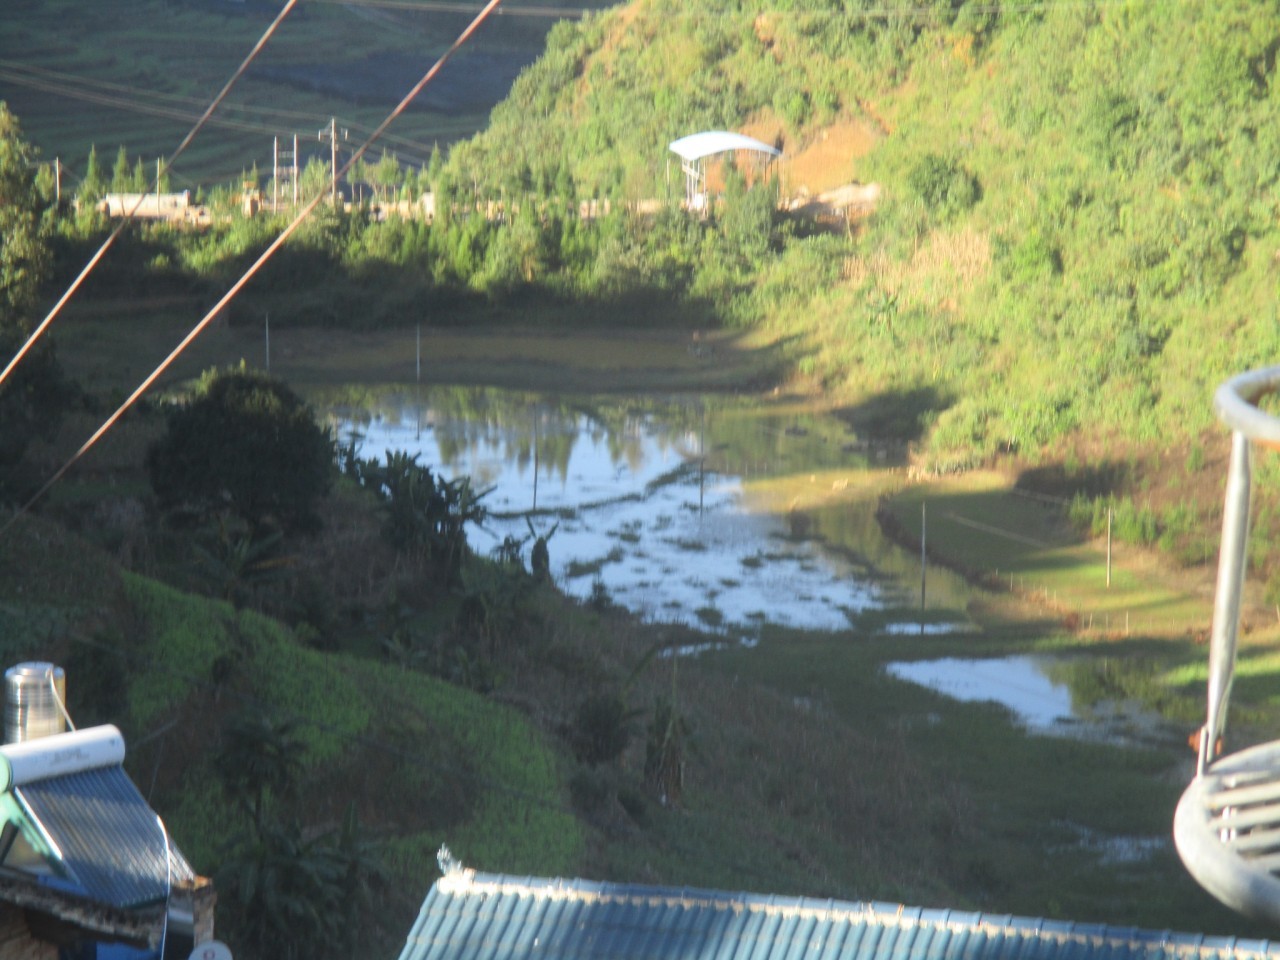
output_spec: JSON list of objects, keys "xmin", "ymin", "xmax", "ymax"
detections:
[
  {"xmin": 0, "ymin": 0, "xmax": 506, "ymax": 540},
  {"xmin": 0, "ymin": 0, "xmax": 302, "ymax": 398}
]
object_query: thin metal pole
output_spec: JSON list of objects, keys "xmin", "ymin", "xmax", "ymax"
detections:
[
  {"xmin": 264, "ymin": 312, "xmax": 270, "ymax": 371},
  {"xmin": 416, "ymin": 322, "xmax": 421, "ymax": 383},
  {"xmin": 1201, "ymin": 430, "xmax": 1252, "ymax": 773},
  {"xmin": 698, "ymin": 404, "xmax": 706, "ymax": 516},
  {"xmin": 920, "ymin": 501, "xmax": 927, "ymax": 612}
]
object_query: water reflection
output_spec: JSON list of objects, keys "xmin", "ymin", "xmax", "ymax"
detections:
[
  {"xmin": 885, "ymin": 656, "xmax": 1175, "ymax": 744},
  {"xmin": 319, "ymin": 386, "xmax": 970, "ymax": 635}
]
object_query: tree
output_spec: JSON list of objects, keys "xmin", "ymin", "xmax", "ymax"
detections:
[
  {"xmin": 80, "ymin": 144, "xmax": 104, "ymax": 204},
  {"xmin": 0, "ymin": 104, "xmax": 51, "ymax": 324},
  {"xmin": 215, "ymin": 711, "xmax": 304, "ymax": 832},
  {"xmin": 373, "ymin": 150, "xmax": 400, "ymax": 203},
  {"xmin": 426, "ymin": 143, "xmax": 443, "ymax": 194},
  {"xmin": 341, "ymin": 448, "xmax": 487, "ymax": 585},
  {"xmin": 110, "ymin": 144, "xmax": 130, "ymax": 193},
  {"xmin": 346, "ymin": 156, "xmax": 368, "ymax": 204},
  {"xmin": 147, "ymin": 367, "xmax": 334, "ymax": 532},
  {"xmin": 906, "ymin": 152, "xmax": 980, "ymax": 221},
  {"xmin": 0, "ymin": 103, "xmax": 66, "ymax": 492}
]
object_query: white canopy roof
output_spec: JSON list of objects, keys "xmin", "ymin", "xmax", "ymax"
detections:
[{"xmin": 668, "ymin": 131, "xmax": 782, "ymax": 162}]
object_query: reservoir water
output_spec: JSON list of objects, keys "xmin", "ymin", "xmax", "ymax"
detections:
[
  {"xmin": 316, "ymin": 384, "xmax": 1181, "ymax": 747},
  {"xmin": 320, "ymin": 385, "xmax": 974, "ymax": 638}
]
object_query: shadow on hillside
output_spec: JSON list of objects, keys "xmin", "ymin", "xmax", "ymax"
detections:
[
  {"xmin": 834, "ymin": 386, "xmax": 953, "ymax": 443},
  {"xmin": 1016, "ymin": 459, "xmax": 1132, "ymax": 500}
]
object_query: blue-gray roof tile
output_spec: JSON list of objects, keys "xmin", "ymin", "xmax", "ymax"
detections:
[{"xmin": 398, "ymin": 870, "xmax": 1280, "ymax": 960}]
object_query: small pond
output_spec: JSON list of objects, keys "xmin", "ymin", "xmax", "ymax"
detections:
[
  {"xmin": 885, "ymin": 655, "xmax": 1179, "ymax": 745},
  {"xmin": 318, "ymin": 385, "xmax": 1187, "ymax": 749},
  {"xmin": 320, "ymin": 386, "xmax": 975, "ymax": 637}
]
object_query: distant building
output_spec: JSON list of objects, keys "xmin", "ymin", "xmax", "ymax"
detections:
[{"xmin": 97, "ymin": 192, "xmax": 208, "ymax": 225}]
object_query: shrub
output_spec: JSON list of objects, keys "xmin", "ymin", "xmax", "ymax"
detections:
[
  {"xmin": 147, "ymin": 367, "xmax": 334, "ymax": 532},
  {"xmin": 572, "ymin": 692, "xmax": 637, "ymax": 765},
  {"xmin": 906, "ymin": 152, "xmax": 980, "ymax": 221}
]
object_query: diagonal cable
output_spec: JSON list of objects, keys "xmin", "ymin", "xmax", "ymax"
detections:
[
  {"xmin": 0, "ymin": 0, "xmax": 505, "ymax": 539},
  {"xmin": 0, "ymin": 0, "xmax": 301, "ymax": 394}
]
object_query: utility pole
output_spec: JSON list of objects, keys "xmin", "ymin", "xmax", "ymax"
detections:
[
  {"xmin": 271, "ymin": 134, "xmax": 300, "ymax": 210},
  {"xmin": 319, "ymin": 118, "xmax": 347, "ymax": 206}
]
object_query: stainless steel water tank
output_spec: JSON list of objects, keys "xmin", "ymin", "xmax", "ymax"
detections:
[{"xmin": 4, "ymin": 663, "xmax": 66, "ymax": 744}]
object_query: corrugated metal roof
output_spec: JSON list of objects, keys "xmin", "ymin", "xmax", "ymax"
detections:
[
  {"xmin": 669, "ymin": 132, "xmax": 782, "ymax": 162},
  {"xmin": 14, "ymin": 765, "xmax": 195, "ymax": 909},
  {"xmin": 397, "ymin": 869, "xmax": 1280, "ymax": 960}
]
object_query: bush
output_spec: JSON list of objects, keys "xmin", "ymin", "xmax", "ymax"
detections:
[
  {"xmin": 906, "ymin": 152, "xmax": 981, "ymax": 222},
  {"xmin": 340, "ymin": 448, "xmax": 487, "ymax": 587},
  {"xmin": 147, "ymin": 367, "xmax": 334, "ymax": 532},
  {"xmin": 572, "ymin": 692, "xmax": 636, "ymax": 766}
]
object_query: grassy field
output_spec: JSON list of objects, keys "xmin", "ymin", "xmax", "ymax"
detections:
[
  {"xmin": 882, "ymin": 472, "xmax": 1220, "ymax": 641},
  {"xmin": 53, "ymin": 295, "xmax": 789, "ymax": 396},
  {"xmin": 0, "ymin": 0, "xmax": 607, "ymax": 189}
]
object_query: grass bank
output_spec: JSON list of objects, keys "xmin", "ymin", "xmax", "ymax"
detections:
[
  {"xmin": 880, "ymin": 471, "xmax": 1220, "ymax": 641},
  {"xmin": 54, "ymin": 300, "xmax": 788, "ymax": 397}
]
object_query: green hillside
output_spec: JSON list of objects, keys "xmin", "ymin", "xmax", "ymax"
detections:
[
  {"xmin": 449, "ymin": 0, "xmax": 1280, "ymax": 462},
  {"xmin": 0, "ymin": 510, "xmax": 581, "ymax": 958}
]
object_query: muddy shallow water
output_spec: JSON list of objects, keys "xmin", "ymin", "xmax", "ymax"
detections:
[
  {"xmin": 318, "ymin": 384, "xmax": 1191, "ymax": 749},
  {"xmin": 885, "ymin": 655, "xmax": 1181, "ymax": 746},
  {"xmin": 322, "ymin": 385, "xmax": 975, "ymax": 637}
]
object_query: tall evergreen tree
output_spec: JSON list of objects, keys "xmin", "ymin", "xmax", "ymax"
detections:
[
  {"xmin": 110, "ymin": 144, "xmax": 130, "ymax": 192},
  {"xmin": 80, "ymin": 143, "xmax": 104, "ymax": 203},
  {"xmin": 0, "ymin": 103, "xmax": 67, "ymax": 492}
]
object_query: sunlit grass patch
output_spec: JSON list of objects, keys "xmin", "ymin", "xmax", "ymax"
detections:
[{"xmin": 883, "ymin": 471, "xmax": 1209, "ymax": 639}]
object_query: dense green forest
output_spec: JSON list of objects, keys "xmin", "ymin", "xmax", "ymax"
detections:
[
  {"xmin": 448, "ymin": 0, "xmax": 1280, "ymax": 461},
  {"xmin": 44, "ymin": 1, "xmax": 1280, "ymax": 468}
]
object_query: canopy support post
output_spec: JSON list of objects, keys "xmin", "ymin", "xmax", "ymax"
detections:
[{"xmin": 1202, "ymin": 429, "xmax": 1252, "ymax": 774}]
